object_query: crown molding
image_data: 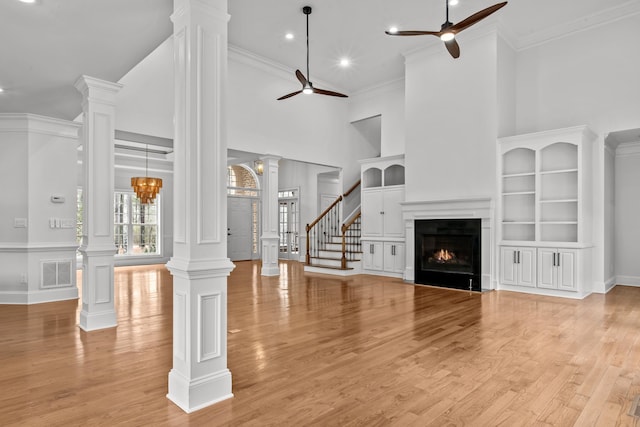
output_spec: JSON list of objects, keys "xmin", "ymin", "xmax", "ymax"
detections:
[
  {"xmin": 516, "ymin": 0, "xmax": 640, "ymax": 50},
  {"xmin": 228, "ymin": 44, "xmax": 348, "ymax": 95},
  {"xmin": 616, "ymin": 141, "xmax": 640, "ymax": 157}
]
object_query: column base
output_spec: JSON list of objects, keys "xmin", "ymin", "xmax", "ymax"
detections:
[
  {"xmin": 79, "ymin": 309, "xmax": 117, "ymax": 331},
  {"xmin": 261, "ymin": 264, "xmax": 280, "ymax": 276},
  {"xmin": 167, "ymin": 368, "xmax": 233, "ymax": 413},
  {"xmin": 261, "ymin": 236, "xmax": 279, "ymax": 276}
]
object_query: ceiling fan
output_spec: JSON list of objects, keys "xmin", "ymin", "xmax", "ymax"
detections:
[
  {"xmin": 385, "ymin": 0, "xmax": 508, "ymax": 59},
  {"xmin": 277, "ymin": 6, "xmax": 348, "ymax": 101}
]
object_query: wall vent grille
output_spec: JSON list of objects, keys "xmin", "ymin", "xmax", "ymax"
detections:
[{"xmin": 41, "ymin": 260, "xmax": 73, "ymax": 288}]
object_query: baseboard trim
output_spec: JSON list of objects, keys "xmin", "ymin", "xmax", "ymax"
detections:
[
  {"xmin": 616, "ymin": 275, "xmax": 640, "ymax": 287},
  {"xmin": 0, "ymin": 287, "xmax": 78, "ymax": 305}
]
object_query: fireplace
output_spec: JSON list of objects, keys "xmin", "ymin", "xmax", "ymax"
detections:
[{"xmin": 415, "ymin": 219, "xmax": 481, "ymax": 291}]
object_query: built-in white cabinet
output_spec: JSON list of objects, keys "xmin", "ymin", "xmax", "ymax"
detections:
[
  {"xmin": 537, "ymin": 248, "xmax": 576, "ymax": 291},
  {"xmin": 361, "ymin": 187, "xmax": 404, "ymax": 238},
  {"xmin": 500, "ymin": 247, "xmax": 536, "ymax": 288},
  {"xmin": 383, "ymin": 242, "xmax": 405, "ymax": 274},
  {"xmin": 360, "ymin": 155, "xmax": 405, "ymax": 278},
  {"xmin": 497, "ymin": 126, "xmax": 595, "ymax": 298},
  {"xmin": 362, "ymin": 241, "xmax": 383, "ymax": 271}
]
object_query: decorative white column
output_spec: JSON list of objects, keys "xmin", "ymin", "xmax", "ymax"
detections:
[
  {"xmin": 260, "ymin": 155, "xmax": 281, "ymax": 276},
  {"xmin": 74, "ymin": 76, "xmax": 122, "ymax": 331},
  {"xmin": 166, "ymin": 0, "xmax": 235, "ymax": 413}
]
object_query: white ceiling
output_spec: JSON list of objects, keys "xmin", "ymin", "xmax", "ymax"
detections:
[{"xmin": 1, "ymin": 0, "xmax": 637, "ymax": 120}]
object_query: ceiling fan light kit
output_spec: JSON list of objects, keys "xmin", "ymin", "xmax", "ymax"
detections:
[
  {"xmin": 385, "ymin": 0, "xmax": 508, "ymax": 59},
  {"xmin": 277, "ymin": 6, "xmax": 348, "ymax": 100}
]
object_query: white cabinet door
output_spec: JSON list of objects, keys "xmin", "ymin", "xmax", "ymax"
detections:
[
  {"xmin": 557, "ymin": 250, "xmax": 576, "ymax": 291},
  {"xmin": 518, "ymin": 248, "xmax": 536, "ymax": 287},
  {"xmin": 382, "ymin": 188, "xmax": 405, "ymax": 237},
  {"xmin": 363, "ymin": 242, "xmax": 383, "ymax": 271},
  {"xmin": 537, "ymin": 248, "xmax": 576, "ymax": 291},
  {"xmin": 500, "ymin": 246, "xmax": 536, "ymax": 287},
  {"xmin": 537, "ymin": 248, "xmax": 557, "ymax": 289},
  {"xmin": 362, "ymin": 190, "xmax": 383, "ymax": 237},
  {"xmin": 383, "ymin": 242, "xmax": 405, "ymax": 273},
  {"xmin": 500, "ymin": 247, "xmax": 518, "ymax": 286}
]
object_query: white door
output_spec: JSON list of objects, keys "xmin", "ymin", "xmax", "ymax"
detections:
[
  {"xmin": 227, "ymin": 197, "xmax": 253, "ymax": 261},
  {"xmin": 362, "ymin": 190, "xmax": 383, "ymax": 237},
  {"xmin": 382, "ymin": 187, "xmax": 404, "ymax": 237},
  {"xmin": 537, "ymin": 248, "xmax": 557, "ymax": 289},
  {"xmin": 500, "ymin": 247, "xmax": 518, "ymax": 286},
  {"xmin": 279, "ymin": 199, "xmax": 299, "ymax": 260},
  {"xmin": 557, "ymin": 250, "xmax": 576, "ymax": 291},
  {"xmin": 518, "ymin": 248, "xmax": 536, "ymax": 288}
]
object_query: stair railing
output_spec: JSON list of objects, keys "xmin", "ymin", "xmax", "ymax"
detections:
[
  {"xmin": 305, "ymin": 195, "xmax": 342, "ymax": 265},
  {"xmin": 341, "ymin": 210, "xmax": 361, "ymax": 269},
  {"xmin": 306, "ymin": 180, "xmax": 362, "ymax": 268}
]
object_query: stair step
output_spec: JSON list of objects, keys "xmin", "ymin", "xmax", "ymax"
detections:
[
  {"xmin": 309, "ymin": 257, "xmax": 361, "ymax": 269},
  {"xmin": 306, "ymin": 264, "xmax": 354, "ymax": 271}
]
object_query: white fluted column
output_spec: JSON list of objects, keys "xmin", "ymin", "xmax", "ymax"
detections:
[
  {"xmin": 74, "ymin": 76, "xmax": 122, "ymax": 332},
  {"xmin": 260, "ymin": 155, "xmax": 281, "ymax": 276},
  {"xmin": 166, "ymin": 0, "xmax": 235, "ymax": 413}
]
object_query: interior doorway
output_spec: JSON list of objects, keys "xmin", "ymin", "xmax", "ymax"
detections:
[{"xmin": 278, "ymin": 190, "xmax": 299, "ymax": 260}]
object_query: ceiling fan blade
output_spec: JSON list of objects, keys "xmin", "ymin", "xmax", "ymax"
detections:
[
  {"xmin": 277, "ymin": 90, "xmax": 303, "ymax": 100},
  {"xmin": 444, "ymin": 39, "xmax": 460, "ymax": 58},
  {"xmin": 295, "ymin": 69, "xmax": 307, "ymax": 86},
  {"xmin": 450, "ymin": 2, "xmax": 508, "ymax": 33},
  {"xmin": 313, "ymin": 88, "xmax": 348, "ymax": 98},
  {"xmin": 385, "ymin": 30, "xmax": 440, "ymax": 36}
]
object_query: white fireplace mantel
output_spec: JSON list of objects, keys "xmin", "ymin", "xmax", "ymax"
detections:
[{"xmin": 400, "ymin": 197, "xmax": 495, "ymax": 290}]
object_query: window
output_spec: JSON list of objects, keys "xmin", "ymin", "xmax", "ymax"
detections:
[
  {"xmin": 114, "ymin": 192, "xmax": 159, "ymax": 256},
  {"xmin": 76, "ymin": 189, "xmax": 160, "ymax": 257},
  {"xmin": 227, "ymin": 165, "xmax": 259, "ymax": 197}
]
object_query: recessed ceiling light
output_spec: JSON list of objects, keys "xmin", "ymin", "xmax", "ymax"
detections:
[
  {"xmin": 339, "ymin": 58, "xmax": 350, "ymax": 67},
  {"xmin": 388, "ymin": 26, "xmax": 398, "ymax": 34},
  {"xmin": 449, "ymin": 0, "xmax": 459, "ymax": 5},
  {"xmin": 19, "ymin": 0, "xmax": 37, "ymax": 3},
  {"xmin": 285, "ymin": 33, "xmax": 294, "ymax": 40},
  {"xmin": 0, "ymin": 88, "xmax": 4, "ymax": 93}
]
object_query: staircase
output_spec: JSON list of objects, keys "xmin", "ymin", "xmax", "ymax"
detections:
[{"xmin": 304, "ymin": 181, "xmax": 363, "ymax": 276}]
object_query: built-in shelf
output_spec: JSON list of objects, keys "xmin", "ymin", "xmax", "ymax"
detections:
[
  {"xmin": 503, "ymin": 191, "xmax": 535, "ymax": 196},
  {"xmin": 498, "ymin": 126, "xmax": 596, "ymax": 298}
]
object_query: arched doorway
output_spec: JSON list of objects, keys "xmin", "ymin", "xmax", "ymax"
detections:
[{"xmin": 227, "ymin": 164, "xmax": 261, "ymax": 261}]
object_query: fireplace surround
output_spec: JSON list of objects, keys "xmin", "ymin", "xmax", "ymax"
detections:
[
  {"xmin": 401, "ymin": 198, "xmax": 494, "ymax": 291},
  {"xmin": 415, "ymin": 219, "xmax": 481, "ymax": 291}
]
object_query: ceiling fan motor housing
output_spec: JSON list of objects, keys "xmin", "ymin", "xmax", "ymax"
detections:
[{"xmin": 303, "ymin": 6, "xmax": 312, "ymax": 15}]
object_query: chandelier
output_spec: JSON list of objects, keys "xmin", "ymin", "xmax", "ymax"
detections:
[{"xmin": 131, "ymin": 145, "xmax": 162, "ymax": 204}]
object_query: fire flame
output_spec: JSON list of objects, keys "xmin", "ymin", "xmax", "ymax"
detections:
[{"xmin": 434, "ymin": 249, "xmax": 456, "ymax": 262}]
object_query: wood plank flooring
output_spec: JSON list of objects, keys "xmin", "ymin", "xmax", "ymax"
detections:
[{"xmin": 1, "ymin": 261, "xmax": 640, "ymax": 426}]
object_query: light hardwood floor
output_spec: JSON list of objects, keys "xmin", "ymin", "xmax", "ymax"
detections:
[{"xmin": 1, "ymin": 261, "xmax": 640, "ymax": 426}]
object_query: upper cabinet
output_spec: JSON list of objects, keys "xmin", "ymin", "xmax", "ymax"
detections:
[
  {"xmin": 498, "ymin": 126, "xmax": 596, "ymax": 246},
  {"xmin": 360, "ymin": 155, "xmax": 405, "ymax": 239},
  {"xmin": 361, "ymin": 155, "xmax": 405, "ymax": 189}
]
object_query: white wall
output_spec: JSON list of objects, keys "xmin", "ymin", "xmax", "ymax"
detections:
[
  {"xmin": 349, "ymin": 79, "xmax": 405, "ymax": 157},
  {"xmin": 515, "ymin": 13, "xmax": 640, "ymax": 291},
  {"xmin": 614, "ymin": 143, "xmax": 640, "ymax": 286},
  {"xmin": 515, "ymin": 14, "xmax": 640, "ymax": 136},
  {"xmin": 0, "ymin": 114, "xmax": 79, "ymax": 303},
  {"xmin": 404, "ymin": 31, "xmax": 499, "ymax": 202},
  {"xmin": 278, "ymin": 159, "xmax": 340, "ymax": 261}
]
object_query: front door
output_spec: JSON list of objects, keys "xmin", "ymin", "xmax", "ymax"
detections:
[{"xmin": 227, "ymin": 197, "xmax": 253, "ymax": 261}]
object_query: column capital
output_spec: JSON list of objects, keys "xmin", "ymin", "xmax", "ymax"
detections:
[
  {"xmin": 259, "ymin": 154, "xmax": 281, "ymax": 163},
  {"xmin": 74, "ymin": 75, "xmax": 122, "ymax": 105}
]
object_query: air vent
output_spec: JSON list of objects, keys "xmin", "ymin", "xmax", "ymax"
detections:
[{"xmin": 41, "ymin": 260, "xmax": 73, "ymax": 288}]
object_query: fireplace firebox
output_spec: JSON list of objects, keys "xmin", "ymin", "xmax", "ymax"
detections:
[{"xmin": 415, "ymin": 219, "xmax": 481, "ymax": 291}]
